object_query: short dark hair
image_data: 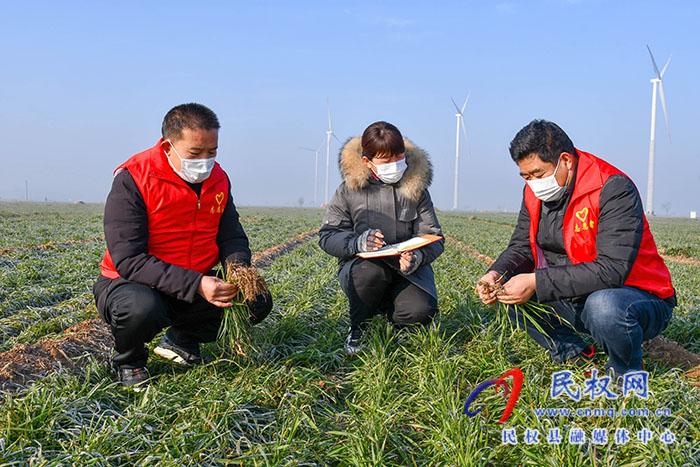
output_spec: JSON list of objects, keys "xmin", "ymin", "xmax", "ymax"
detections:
[
  {"xmin": 161, "ymin": 103, "xmax": 220, "ymax": 142},
  {"xmin": 509, "ymin": 120, "xmax": 576, "ymax": 164},
  {"xmin": 361, "ymin": 121, "xmax": 405, "ymax": 160}
]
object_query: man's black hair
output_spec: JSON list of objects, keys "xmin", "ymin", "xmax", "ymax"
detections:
[
  {"xmin": 509, "ymin": 119, "xmax": 576, "ymax": 164},
  {"xmin": 161, "ymin": 103, "xmax": 220, "ymax": 142}
]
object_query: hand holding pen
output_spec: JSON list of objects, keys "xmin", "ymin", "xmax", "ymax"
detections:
[{"xmin": 357, "ymin": 229, "xmax": 386, "ymax": 252}]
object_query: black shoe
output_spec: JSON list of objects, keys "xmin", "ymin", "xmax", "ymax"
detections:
[
  {"xmin": 344, "ymin": 326, "xmax": 364, "ymax": 356},
  {"xmin": 606, "ymin": 361, "xmax": 645, "ymax": 394},
  {"xmin": 605, "ymin": 366, "xmax": 625, "ymax": 393},
  {"xmin": 118, "ymin": 366, "xmax": 150, "ymax": 392},
  {"xmin": 388, "ymin": 322, "xmax": 417, "ymax": 344},
  {"xmin": 570, "ymin": 346, "xmax": 597, "ymax": 375},
  {"xmin": 154, "ymin": 334, "xmax": 202, "ymax": 366}
]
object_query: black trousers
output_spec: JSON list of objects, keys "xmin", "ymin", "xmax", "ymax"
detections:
[
  {"xmin": 341, "ymin": 258, "xmax": 438, "ymax": 327},
  {"xmin": 95, "ymin": 280, "xmax": 272, "ymax": 367}
]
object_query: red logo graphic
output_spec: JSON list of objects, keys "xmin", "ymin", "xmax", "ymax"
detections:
[{"xmin": 464, "ymin": 367, "xmax": 523, "ymax": 424}]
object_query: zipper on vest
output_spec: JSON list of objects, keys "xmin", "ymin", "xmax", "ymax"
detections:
[{"xmin": 189, "ymin": 197, "xmax": 198, "ymax": 268}]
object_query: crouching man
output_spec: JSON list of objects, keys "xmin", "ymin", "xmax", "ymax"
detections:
[
  {"xmin": 93, "ymin": 103, "xmax": 272, "ymax": 390},
  {"xmin": 476, "ymin": 120, "xmax": 675, "ymax": 381}
]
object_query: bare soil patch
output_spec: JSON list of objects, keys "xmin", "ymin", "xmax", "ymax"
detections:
[
  {"xmin": 445, "ymin": 235, "xmax": 495, "ymax": 266},
  {"xmin": 0, "ymin": 319, "xmax": 112, "ymax": 391},
  {"xmin": 251, "ymin": 230, "xmax": 318, "ymax": 268}
]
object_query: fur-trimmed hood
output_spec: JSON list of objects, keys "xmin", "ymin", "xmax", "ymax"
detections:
[{"xmin": 338, "ymin": 137, "xmax": 433, "ymax": 202}]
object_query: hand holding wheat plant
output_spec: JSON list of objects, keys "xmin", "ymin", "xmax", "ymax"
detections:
[
  {"xmin": 477, "ymin": 271, "xmax": 569, "ymax": 341},
  {"xmin": 217, "ymin": 262, "xmax": 269, "ymax": 356}
]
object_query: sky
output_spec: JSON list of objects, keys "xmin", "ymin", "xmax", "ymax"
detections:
[{"xmin": 1, "ymin": 0, "xmax": 698, "ymax": 216}]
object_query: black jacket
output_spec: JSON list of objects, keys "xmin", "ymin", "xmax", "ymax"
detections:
[
  {"xmin": 489, "ymin": 173, "xmax": 676, "ymax": 306},
  {"xmin": 93, "ymin": 169, "xmax": 250, "ymax": 315}
]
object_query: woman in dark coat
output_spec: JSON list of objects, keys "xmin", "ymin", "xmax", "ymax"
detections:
[{"xmin": 319, "ymin": 121, "xmax": 444, "ymax": 354}]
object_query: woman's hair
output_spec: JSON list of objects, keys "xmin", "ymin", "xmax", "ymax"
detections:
[{"xmin": 361, "ymin": 121, "xmax": 405, "ymax": 160}]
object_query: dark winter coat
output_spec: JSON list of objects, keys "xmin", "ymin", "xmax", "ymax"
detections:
[
  {"xmin": 489, "ymin": 158, "xmax": 676, "ymax": 307},
  {"xmin": 93, "ymin": 168, "xmax": 250, "ymax": 317},
  {"xmin": 318, "ymin": 137, "xmax": 444, "ymax": 298}
]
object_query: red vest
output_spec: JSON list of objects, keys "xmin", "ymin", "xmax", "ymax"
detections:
[
  {"xmin": 100, "ymin": 139, "xmax": 229, "ymax": 279},
  {"xmin": 524, "ymin": 149, "xmax": 674, "ymax": 299}
]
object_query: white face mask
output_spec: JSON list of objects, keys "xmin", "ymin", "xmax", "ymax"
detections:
[
  {"xmin": 526, "ymin": 157, "xmax": 571, "ymax": 202},
  {"xmin": 166, "ymin": 142, "xmax": 216, "ymax": 183},
  {"xmin": 371, "ymin": 158, "xmax": 407, "ymax": 184}
]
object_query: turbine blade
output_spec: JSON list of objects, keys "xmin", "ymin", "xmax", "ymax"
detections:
[
  {"xmin": 461, "ymin": 90, "xmax": 471, "ymax": 114},
  {"xmin": 460, "ymin": 117, "xmax": 469, "ymax": 156},
  {"xmin": 646, "ymin": 45, "xmax": 662, "ymax": 79},
  {"xmin": 327, "ymin": 99, "xmax": 332, "ymax": 131},
  {"xmin": 450, "ymin": 98, "xmax": 462, "ymax": 114},
  {"xmin": 332, "ymin": 132, "xmax": 342, "ymax": 143},
  {"xmin": 299, "ymin": 147, "xmax": 316, "ymax": 151},
  {"xmin": 660, "ymin": 54, "xmax": 671, "ymax": 78},
  {"xmin": 316, "ymin": 139, "xmax": 326, "ymax": 152},
  {"xmin": 658, "ymin": 81, "xmax": 671, "ymax": 142}
]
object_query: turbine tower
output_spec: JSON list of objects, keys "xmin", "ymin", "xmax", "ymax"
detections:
[
  {"xmin": 451, "ymin": 92, "xmax": 471, "ymax": 210},
  {"xmin": 300, "ymin": 138, "xmax": 326, "ymax": 206},
  {"xmin": 645, "ymin": 45, "xmax": 671, "ymax": 216},
  {"xmin": 324, "ymin": 99, "xmax": 341, "ymax": 205}
]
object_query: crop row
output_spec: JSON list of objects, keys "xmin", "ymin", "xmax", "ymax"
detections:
[
  {"xmin": 0, "ymin": 203, "xmax": 105, "ymax": 249},
  {"xmin": 0, "ymin": 208, "xmax": 324, "ymax": 350},
  {"xmin": 1, "ymin": 239, "xmax": 698, "ymax": 464}
]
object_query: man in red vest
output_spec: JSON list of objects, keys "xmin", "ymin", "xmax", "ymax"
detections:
[
  {"xmin": 93, "ymin": 103, "xmax": 272, "ymax": 390},
  {"xmin": 476, "ymin": 120, "xmax": 675, "ymax": 381}
]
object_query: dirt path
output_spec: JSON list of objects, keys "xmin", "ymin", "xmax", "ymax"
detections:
[
  {"xmin": 0, "ymin": 230, "xmax": 319, "ymax": 392},
  {"xmin": 446, "ymin": 235, "xmax": 700, "ymax": 387},
  {"xmin": 658, "ymin": 249, "xmax": 700, "ymax": 267},
  {"xmin": 251, "ymin": 230, "xmax": 319, "ymax": 268},
  {"xmin": 445, "ymin": 236, "xmax": 495, "ymax": 266}
]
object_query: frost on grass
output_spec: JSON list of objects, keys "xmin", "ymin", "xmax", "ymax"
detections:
[{"xmin": 0, "ymin": 227, "xmax": 318, "ymax": 394}]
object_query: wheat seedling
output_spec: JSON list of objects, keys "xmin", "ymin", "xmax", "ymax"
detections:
[{"xmin": 218, "ymin": 262, "xmax": 269, "ymax": 356}]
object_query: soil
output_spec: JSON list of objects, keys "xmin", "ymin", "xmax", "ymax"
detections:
[
  {"xmin": 659, "ymin": 253, "xmax": 700, "ymax": 267},
  {"xmin": 0, "ymin": 319, "xmax": 113, "ymax": 391},
  {"xmin": 643, "ymin": 336, "xmax": 700, "ymax": 388},
  {"xmin": 251, "ymin": 230, "xmax": 319, "ymax": 268},
  {"xmin": 445, "ymin": 236, "xmax": 495, "ymax": 266}
]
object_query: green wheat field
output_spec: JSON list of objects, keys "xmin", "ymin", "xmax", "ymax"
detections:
[{"xmin": 0, "ymin": 202, "xmax": 698, "ymax": 466}]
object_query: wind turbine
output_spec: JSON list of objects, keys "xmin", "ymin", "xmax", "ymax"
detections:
[
  {"xmin": 300, "ymin": 138, "xmax": 326, "ymax": 206},
  {"xmin": 324, "ymin": 99, "xmax": 341, "ymax": 205},
  {"xmin": 451, "ymin": 92, "xmax": 471, "ymax": 210},
  {"xmin": 645, "ymin": 45, "xmax": 671, "ymax": 216}
]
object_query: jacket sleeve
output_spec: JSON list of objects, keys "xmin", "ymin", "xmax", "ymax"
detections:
[
  {"xmin": 488, "ymin": 195, "xmax": 535, "ymax": 280},
  {"xmin": 318, "ymin": 184, "xmax": 360, "ymax": 259},
  {"xmin": 216, "ymin": 175, "xmax": 252, "ymax": 267},
  {"xmin": 534, "ymin": 175, "xmax": 644, "ymax": 301},
  {"xmin": 104, "ymin": 169, "xmax": 203, "ymax": 303},
  {"xmin": 412, "ymin": 190, "xmax": 444, "ymax": 265}
]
